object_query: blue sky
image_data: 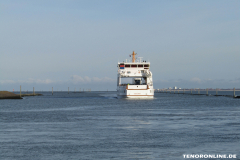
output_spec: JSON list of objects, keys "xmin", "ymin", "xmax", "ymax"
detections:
[{"xmin": 0, "ymin": 0, "xmax": 239, "ymax": 91}]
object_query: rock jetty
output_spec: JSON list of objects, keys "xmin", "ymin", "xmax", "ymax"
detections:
[{"xmin": 0, "ymin": 91, "xmax": 42, "ymax": 99}]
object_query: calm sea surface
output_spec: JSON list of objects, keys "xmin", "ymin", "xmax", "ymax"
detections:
[{"xmin": 0, "ymin": 91, "xmax": 239, "ymax": 160}]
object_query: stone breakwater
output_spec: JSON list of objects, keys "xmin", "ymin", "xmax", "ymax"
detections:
[
  {"xmin": 0, "ymin": 91, "xmax": 42, "ymax": 99},
  {"xmin": 0, "ymin": 91, "xmax": 22, "ymax": 99}
]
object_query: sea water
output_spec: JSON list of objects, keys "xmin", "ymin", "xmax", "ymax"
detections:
[{"xmin": 0, "ymin": 91, "xmax": 239, "ymax": 160}]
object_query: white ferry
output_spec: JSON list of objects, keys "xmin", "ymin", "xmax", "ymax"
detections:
[{"xmin": 117, "ymin": 51, "xmax": 154, "ymax": 98}]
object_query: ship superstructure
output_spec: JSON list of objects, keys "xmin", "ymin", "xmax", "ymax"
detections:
[{"xmin": 117, "ymin": 51, "xmax": 154, "ymax": 98}]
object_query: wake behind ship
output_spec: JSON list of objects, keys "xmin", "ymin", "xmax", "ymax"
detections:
[{"xmin": 117, "ymin": 51, "xmax": 154, "ymax": 98}]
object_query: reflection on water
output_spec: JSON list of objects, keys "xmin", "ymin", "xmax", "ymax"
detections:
[{"xmin": 0, "ymin": 91, "xmax": 239, "ymax": 159}]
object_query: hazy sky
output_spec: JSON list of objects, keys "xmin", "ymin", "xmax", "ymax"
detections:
[{"xmin": 1, "ymin": 0, "xmax": 239, "ymax": 91}]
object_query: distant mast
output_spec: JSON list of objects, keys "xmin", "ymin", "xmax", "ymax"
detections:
[{"xmin": 131, "ymin": 51, "xmax": 137, "ymax": 62}]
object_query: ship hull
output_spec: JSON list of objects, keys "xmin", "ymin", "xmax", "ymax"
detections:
[
  {"xmin": 117, "ymin": 95, "xmax": 154, "ymax": 99},
  {"xmin": 117, "ymin": 85, "xmax": 154, "ymax": 98}
]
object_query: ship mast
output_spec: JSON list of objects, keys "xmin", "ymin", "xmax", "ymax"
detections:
[{"xmin": 132, "ymin": 51, "xmax": 137, "ymax": 62}]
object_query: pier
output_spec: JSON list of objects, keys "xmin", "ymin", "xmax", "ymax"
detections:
[
  {"xmin": 0, "ymin": 86, "xmax": 94, "ymax": 99},
  {"xmin": 155, "ymin": 88, "xmax": 240, "ymax": 98}
]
